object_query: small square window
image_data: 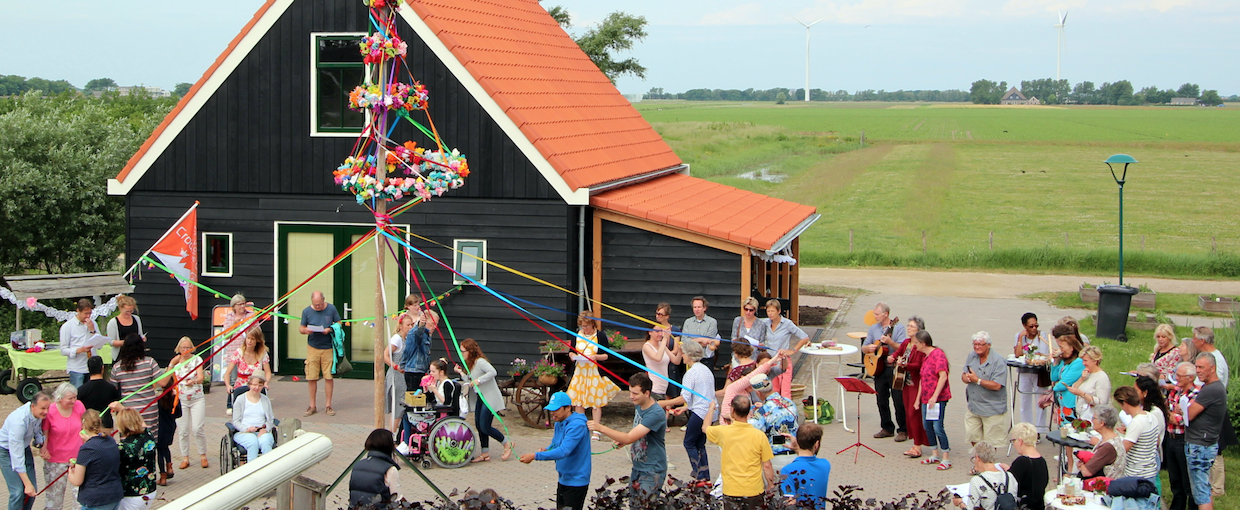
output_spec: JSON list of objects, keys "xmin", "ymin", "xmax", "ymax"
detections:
[
  {"xmin": 202, "ymin": 233, "xmax": 233, "ymax": 277},
  {"xmin": 453, "ymin": 240, "xmax": 486, "ymax": 286}
]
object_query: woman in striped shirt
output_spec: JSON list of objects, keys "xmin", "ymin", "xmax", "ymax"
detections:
[
  {"xmin": 1114, "ymin": 386, "xmax": 1164, "ymax": 483},
  {"xmin": 109, "ymin": 333, "xmax": 171, "ymax": 438}
]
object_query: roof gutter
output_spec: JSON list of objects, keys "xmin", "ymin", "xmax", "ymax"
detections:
[
  {"xmin": 587, "ymin": 164, "xmax": 689, "ymax": 195},
  {"xmin": 766, "ymin": 213, "xmax": 821, "ymax": 256}
]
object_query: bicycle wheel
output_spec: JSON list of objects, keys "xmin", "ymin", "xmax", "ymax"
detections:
[{"xmin": 426, "ymin": 417, "xmax": 479, "ymax": 469}]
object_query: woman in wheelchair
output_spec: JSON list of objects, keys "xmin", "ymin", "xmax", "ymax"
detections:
[
  {"xmin": 398, "ymin": 359, "xmax": 460, "ymax": 451},
  {"xmin": 231, "ymin": 374, "xmax": 276, "ymax": 464}
]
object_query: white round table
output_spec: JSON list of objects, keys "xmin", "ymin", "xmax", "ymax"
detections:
[
  {"xmin": 1043, "ymin": 490, "xmax": 1109, "ymax": 510},
  {"xmin": 800, "ymin": 344, "xmax": 859, "ymax": 432}
]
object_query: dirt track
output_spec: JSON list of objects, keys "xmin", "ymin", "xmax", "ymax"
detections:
[{"xmin": 799, "ymin": 267, "xmax": 1240, "ymax": 299}]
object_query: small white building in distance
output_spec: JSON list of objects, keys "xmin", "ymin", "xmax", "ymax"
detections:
[
  {"xmin": 1000, "ymin": 87, "xmax": 1041, "ymax": 105},
  {"xmin": 1170, "ymin": 97, "xmax": 1198, "ymax": 106},
  {"xmin": 109, "ymin": 86, "xmax": 172, "ymax": 98}
]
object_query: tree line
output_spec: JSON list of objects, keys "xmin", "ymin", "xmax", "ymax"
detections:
[
  {"xmin": 645, "ymin": 87, "xmax": 970, "ymax": 103},
  {"xmin": 970, "ymin": 78, "xmax": 1234, "ymax": 106},
  {"xmin": 0, "ymin": 90, "xmax": 176, "ymax": 275},
  {"xmin": 1, "ymin": 75, "xmax": 194, "ymax": 97}
]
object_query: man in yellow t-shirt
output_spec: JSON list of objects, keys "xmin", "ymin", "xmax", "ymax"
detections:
[{"xmin": 704, "ymin": 395, "xmax": 775, "ymax": 508}]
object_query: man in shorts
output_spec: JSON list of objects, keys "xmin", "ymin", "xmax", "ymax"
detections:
[{"xmin": 299, "ymin": 291, "xmax": 341, "ymax": 416}]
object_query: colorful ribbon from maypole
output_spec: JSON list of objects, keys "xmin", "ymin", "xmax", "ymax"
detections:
[{"xmin": 376, "ymin": 226, "xmax": 712, "ymax": 402}]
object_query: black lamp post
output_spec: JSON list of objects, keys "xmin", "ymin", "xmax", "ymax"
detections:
[{"xmin": 1096, "ymin": 154, "xmax": 1139, "ymax": 341}]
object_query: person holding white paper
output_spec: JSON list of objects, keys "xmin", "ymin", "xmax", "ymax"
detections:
[
  {"xmin": 913, "ymin": 330, "xmax": 953, "ymax": 470},
  {"xmin": 59, "ymin": 299, "xmax": 103, "ymax": 388}
]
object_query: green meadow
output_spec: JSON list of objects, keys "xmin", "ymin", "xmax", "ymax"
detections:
[{"xmin": 637, "ymin": 101, "xmax": 1240, "ymax": 277}]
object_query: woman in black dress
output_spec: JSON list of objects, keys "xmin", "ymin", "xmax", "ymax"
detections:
[{"xmin": 1005, "ymin": 422, "xmax": 1048, "ymax": 510}]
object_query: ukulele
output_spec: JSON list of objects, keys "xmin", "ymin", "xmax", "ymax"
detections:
[{"xmin": 862, "ymin": 316, "xmax": 898, "ymax": 377}]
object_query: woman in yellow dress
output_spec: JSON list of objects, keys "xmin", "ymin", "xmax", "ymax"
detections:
[{"xmin": 567, "ymin": 312, "xmax": 620, "ymax": 439}]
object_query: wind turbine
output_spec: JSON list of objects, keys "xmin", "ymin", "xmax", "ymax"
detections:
[
  {"xmin": 790, "ymin": 15, "xmax": 827, "ymax": 102},
  {"xmin": 1055, "ymin": 11, "xmax": 1068, "ymax": 81}
]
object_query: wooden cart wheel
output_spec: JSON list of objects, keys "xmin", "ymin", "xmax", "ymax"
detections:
[{"xmin": 513, "ymin": 371, "xmax": 556, "ymax": 429}]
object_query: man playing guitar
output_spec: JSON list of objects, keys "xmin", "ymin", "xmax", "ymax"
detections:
[{"xmin": 861, "ymin": 302, "xmax": 909, "ymax": 441}]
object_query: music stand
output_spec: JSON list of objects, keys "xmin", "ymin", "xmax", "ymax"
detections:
[{"xmin": 835, "ymin": 377, "xmax": 884, "ymax": 463}]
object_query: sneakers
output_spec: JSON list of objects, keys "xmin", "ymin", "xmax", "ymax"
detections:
[{"xmin": 396, "ymin": 442, "xmax": 411, "ymax": 456}]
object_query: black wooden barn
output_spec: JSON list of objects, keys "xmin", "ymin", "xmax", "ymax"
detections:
[{"xmin": 108, "ymin": 0, "xmax": 820, "ymax": 377}]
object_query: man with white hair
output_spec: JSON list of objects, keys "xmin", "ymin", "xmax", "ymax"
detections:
[
  {"xmin": 962, "ymin": 331, "xmax": 1009, "ymax": 446},
  {"xmin": 1187, "ymin": 352, "xmax": 1227, "ymax": 510},
  {"xmin": 747, "ymin": 373, "xmax": 800, "ymax": 471},
  {"xmin": 1165, "ymin": 361, "xmax": 1201, "ymax": 510}
]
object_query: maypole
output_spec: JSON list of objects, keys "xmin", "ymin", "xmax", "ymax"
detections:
[{"xmin": 337, "ymin": 0, "xmax": 470, "ymax": 428}]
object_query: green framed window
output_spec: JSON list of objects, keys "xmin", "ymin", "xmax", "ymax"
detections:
[
  {"xmin": 201, "ymin": 232, "xmax": 232, "ymax": 277},
  {"xmin": 453, "ymin": 240, "xmax": 487, "ymax": 285},
  {"xmin": 313, "ymin": 34, "xmax": 366, "ymax": 134}
]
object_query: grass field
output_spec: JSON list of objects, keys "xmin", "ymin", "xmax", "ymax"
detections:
[
  {"xmin": 637, "ymin": 101, "xmax": 1240, "ymax": 277},
  {"xmin": 1026, "ymin": 290, "xmax": 1240, "ymax": 318}
]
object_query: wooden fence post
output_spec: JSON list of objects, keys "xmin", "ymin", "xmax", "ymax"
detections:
[
  {"xmin": 922, "ymin": 230, "xmax": 926, "ymax": 254},
  {"xmin": 849, "ymin": 229, "xmax": 853, "ymax": 253},
  {"xmin": 1064, "ymin": 232, "xmax": 1069, "ymax": 249},
  {"xmin": 989, "ymin": 231, "xmax": 993, "ymax": 251}
]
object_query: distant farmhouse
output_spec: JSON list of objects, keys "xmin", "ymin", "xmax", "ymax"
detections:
[
  {"xmin": 1170, "ymin": 97, "xmax": 1198, "ymax": 106},
  {"xmin": 1000, "ymin": 87, "xmax": 1041, "ymax": 105},
  {"xmin": 94, "ymin": 86, "xmax": 172, "ymax": 98}
]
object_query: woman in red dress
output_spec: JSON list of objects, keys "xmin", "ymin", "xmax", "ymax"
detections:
[{"xmin": 890, "ymin": 316, "xmax": 929, "ymax": 458}]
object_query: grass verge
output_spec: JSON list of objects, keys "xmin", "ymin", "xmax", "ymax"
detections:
[
  {"xmin": 1025, "ymin": 291, "xmax": 1239, "ymax": 318},
  {"xmin": 801, "ymin": 248, "xmax": 1240, "ymax": 279}
]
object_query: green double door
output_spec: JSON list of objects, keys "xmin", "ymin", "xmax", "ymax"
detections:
[{"xmin": 277, "ymin": 224, "xmax": 406, "ymax": 378}]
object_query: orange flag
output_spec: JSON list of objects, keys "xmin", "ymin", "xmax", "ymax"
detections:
[{"xmin": 150, "ymin": 205, "xmax": 199, "ymax": 319}]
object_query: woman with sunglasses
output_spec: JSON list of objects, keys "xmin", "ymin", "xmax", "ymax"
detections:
[{"xmin": 730, "ymin": 297, "xmax": 766, "ymax": 367}]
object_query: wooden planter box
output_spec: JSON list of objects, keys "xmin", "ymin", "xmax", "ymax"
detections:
[
  {"xmin": 1080, "ymin": 285, "xmax": 1156, "ymax": 308},
  {"xmin": 1199, "ymin": 296, "xmax": 1240, "ymax": 313},
  {"xmin": 1090, "ymin": 314, "xmax": 1163, "ymax": 330}
]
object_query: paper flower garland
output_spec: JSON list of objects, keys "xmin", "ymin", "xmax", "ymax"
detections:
[
  {"xmin": 335, "ymin": 141, "xmax": 469, "ymax": 204},
  {"xmin": 348, "ymin": 82, "xmax": 428, "ymax": 113},
  {"xmin": 359, "ymin": 33, "xmax": 407, "ymax": 64}
]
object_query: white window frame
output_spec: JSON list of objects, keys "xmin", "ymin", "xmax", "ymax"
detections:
[
  {"xmin": 309, "ymin": 32, "xmax": 368, "ymax": 137},
  {"xmin": 201, "ymin": 232, "xmax": 234, "ymax": 277},
  {"xmin": 453, "ymin": 239, "xmax": 487, "ymax": 286}
]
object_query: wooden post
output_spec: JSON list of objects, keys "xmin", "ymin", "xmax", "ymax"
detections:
[
  {"xmin": 741, "ymin": 251, "xmax": 752, "ymax": 309},
  {"xmin": 592, "ymin": 213, "xmax": 604, "ymax": 319},
  {"xmin": 922, "ymin": 230, "xmax": 926, "ymax": 254},
  {"xmin": 1213, "ymin": 236, "xmax": 1217, "ymax": 253},
  {"xmin": 789, "ymin": 238, "xmax": 800, "ymax": 324},
  {"xmin": 371, "ymin": 9, "xmax": 391, "ymax": 429},
  {"xmin": 1141, "ymin": 235, "xmax": 1145, "ymax": 250},
  {"xmin": 1065, "ymin": 232, "xmax": 1069, "ymax": 249},
  {"xmin": 849, "ymin": 229, "xmax": 853, "ymax": 253},
  {"xmin": 989, "ymin": 231, "xmax": 993, "ymax": 250}
]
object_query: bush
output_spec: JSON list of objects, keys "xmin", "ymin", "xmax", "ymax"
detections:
[{"xmin": 346, "ymin": 477, "xmax": 955, "ymax": 510}]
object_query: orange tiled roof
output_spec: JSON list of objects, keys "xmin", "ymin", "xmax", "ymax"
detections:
[
  {"xmin": 591, "ymin": 174, "xmax": 818, "ymax": 251},
  {"xmin": 406, "ymin": 0, "xmax": 682, "ymax": 190}
]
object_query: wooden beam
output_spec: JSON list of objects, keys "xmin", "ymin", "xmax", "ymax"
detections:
[
  {"xmin": 594, "ymin": 210, "xmax": 748, "ymax": 256},
  {"xmin": 755, "ymin": 260, "xmax": 766, "ymax": 297},
  {"xmin": 790, "ymin": 238, "xmax": 800, "ymax": 324},
  {"xmin": 592, "ymin": 210, "xmax": 603, "ymax": 320},
  {"xmin": 741, "ymin": 251, "xmax": 751, "ymax": 308}
]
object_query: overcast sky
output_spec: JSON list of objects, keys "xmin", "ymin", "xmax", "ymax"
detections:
[{"xmin": 1, "ymin": 0, "xmax": 1235, "ymax": 95}]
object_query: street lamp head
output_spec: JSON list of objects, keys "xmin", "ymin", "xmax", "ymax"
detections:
[{"xmin": 1104, "ymin": 153, "xmax": 1137, "ymax": 185}]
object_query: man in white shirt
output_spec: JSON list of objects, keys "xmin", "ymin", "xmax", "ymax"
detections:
[{"xmin": 59, "ymin": 299, "xmax": 102, "ymax": 388}]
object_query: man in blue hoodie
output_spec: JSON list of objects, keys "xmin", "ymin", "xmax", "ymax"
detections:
[{"xmin": 521, "ymin": 392, "xmax": 591, "ymax": 510}]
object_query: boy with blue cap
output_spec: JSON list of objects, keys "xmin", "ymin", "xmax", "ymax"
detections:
[{"xmin": 521, "ymin": 391, "xmax": 591, "ymax": 510}]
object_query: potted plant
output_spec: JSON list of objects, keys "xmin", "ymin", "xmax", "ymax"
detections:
[
  {"xmin": 507, "ymin": 358, "xmax": 530, "ymax": 379},
  {"xmin": 603, "ymin": 329, "xmax": 628, "ymax": 351},
  {"xmin": 531, "ymin": 358, "xmax": 566, "ymax": 386}
]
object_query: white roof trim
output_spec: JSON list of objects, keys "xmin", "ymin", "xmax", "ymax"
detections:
[
  {"xmin": 396, "ymin": 5, "xmax": 589, "ymax": 205},
  {"xmin": 107, "ymin": 0, "xmax": 295, "ymax": 196}
]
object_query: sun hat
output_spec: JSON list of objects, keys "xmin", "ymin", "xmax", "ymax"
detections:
[{"xmin": 749, "ymin": 373, "xmax": 772, "ymax": 393}]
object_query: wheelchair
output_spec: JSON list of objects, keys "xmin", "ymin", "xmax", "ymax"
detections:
[
  {"xmin": 220, "ymin": 419, "xmax": 280, "ymax": 474},
  {"xmin": 400, "ymin": 402, "xmax": 478, "ymax": 469}
]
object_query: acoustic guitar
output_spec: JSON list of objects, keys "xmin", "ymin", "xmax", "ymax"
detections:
[
  {"xmin": 891, "ymin": 348, "xmax": 910, "ymax": 389},
  {"xmin": 862, "ymin": 316, "xmax": 898, "ymax": 377}
]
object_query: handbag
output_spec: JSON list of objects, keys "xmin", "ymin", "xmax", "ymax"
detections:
[
  {"xmin": 1037, "ymin": 369, "xmax": 1052, "ymax": 388},
  {"xmin": 333, "ymin": 355, "xmax": 353, "ymax": 376}
]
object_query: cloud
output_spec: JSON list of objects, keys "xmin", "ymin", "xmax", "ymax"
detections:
[
  {"xmin": 1001, "ymin": 0, "xmax": 1088, "ymax": 17},
  {"xmin": 699, "ymin": 3, "xmax": 767, "ymax": 25},
  {"xmin": 799, "ymin": 0, "xmax": 971, "ymax": 25}
]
